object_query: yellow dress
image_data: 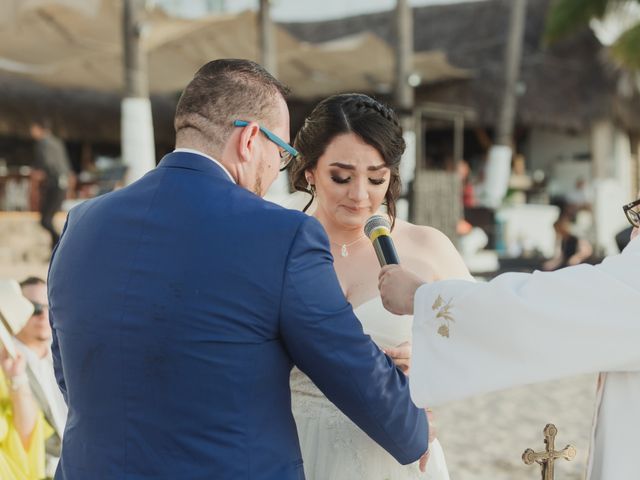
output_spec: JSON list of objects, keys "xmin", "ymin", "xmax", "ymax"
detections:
[{"xmin": 0, "ymin": 371, "xmax": 53, "ymax": 480}]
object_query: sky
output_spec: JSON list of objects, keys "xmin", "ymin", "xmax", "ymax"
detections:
[
  {"xmin": 156, "ymin": 0, "xmax": 640, "ymax": 44},
  {"xmin": 256, "ymin": 0, "xmax": 478, "ymax": 22},
  {"xmin": 156, "ymin": 0, "xmax": 483, "ymax": 22}
]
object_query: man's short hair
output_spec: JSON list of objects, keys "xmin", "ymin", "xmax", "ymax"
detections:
[
  {"xmin": 20, "ymin": 276, "xmax": 46, "ymax": 288},
  {"xmin": 174, "ymin": 59, "xmax": 289, "ymax": 153}
]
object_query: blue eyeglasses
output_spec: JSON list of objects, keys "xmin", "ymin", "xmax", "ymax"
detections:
[
  {"xmin": 233, "ymin": 120, "xmax": 298, "ymax": 171},
  {"xmin": 623, "ymin": 198, "xmax": 640, "ymax": 228}
]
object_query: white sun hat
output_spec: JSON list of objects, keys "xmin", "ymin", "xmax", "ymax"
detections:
[{"xmin": 0, "ymin": 279, "xmax": 35, "ymax": 358}]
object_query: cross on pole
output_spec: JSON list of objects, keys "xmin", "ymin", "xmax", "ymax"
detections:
[{"xmin": 522, "ymin": 424, "xmax": 576, "ymax": 480}]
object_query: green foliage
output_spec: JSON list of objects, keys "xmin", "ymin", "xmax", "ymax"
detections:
[
  {"xmin": 545, "ymin": 0, "xmax": 640, "ymax": 70},
  {"xmin": 545, "ymin": 0, "xmax": 610, "ymax": 43},
  {"xmin": 611, "ymin": 22, "xmax": 640, "ymax": 69}
]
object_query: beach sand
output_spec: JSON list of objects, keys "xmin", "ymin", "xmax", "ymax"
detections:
[{"xmin": 433, "ymin": 374, "xmax": 596, "ymax": 479}]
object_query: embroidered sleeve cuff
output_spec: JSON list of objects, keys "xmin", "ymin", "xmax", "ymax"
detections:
[
  {"xmin": 414, "ymin": 283, "xmax": 434, "ymax": 321},
  {"xmin": 410, "ymin": 283, "xmax": 439, "ymax": 407}
]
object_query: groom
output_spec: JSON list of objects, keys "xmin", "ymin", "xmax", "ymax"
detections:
[{"xmin": 48, "ymin": 59, "xmax": 428, "ymax": 479}]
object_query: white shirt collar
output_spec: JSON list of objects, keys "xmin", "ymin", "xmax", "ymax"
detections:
[{"xmin": 173, "ymin": 148, "xmax": 236, "ymax": 184}]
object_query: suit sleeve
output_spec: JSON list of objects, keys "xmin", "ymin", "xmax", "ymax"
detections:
[
  {"xmin": 410, "ymin": 237, "xmax": 640, "ymax": 407},
  {"xmin": 50, "ymin": 313, "xmax": 66, "ymax": 404},
  {"xmin": 279, "ymin": 216, "xmax": 427, "ymax": 465},
  {"xmin": 47, "ymin": 216, "xmax": 69, "ymax": 404}
]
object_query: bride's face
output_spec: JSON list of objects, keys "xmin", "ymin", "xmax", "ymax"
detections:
[{"xmin": 308, "ymin": 133, "xmax": 390, "ymax": 230}]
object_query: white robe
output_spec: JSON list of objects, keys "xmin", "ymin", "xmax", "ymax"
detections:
[{"xmin": 410, "ymin": 236, "xmax": 640, "ymax": 480}]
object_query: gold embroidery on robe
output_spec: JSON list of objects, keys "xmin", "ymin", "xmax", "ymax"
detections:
[{"xmin": 432, "ymin": 295, "xmax": 455, "ymax": 338}]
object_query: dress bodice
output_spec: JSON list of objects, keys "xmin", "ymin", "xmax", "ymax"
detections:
[
  {"xmin": 290, "ymin": 296, "xmax": 413, "ymax": 406},
  {"xmin": 350, "ymin": 296, "xmax": 414, "ymax": 349}
]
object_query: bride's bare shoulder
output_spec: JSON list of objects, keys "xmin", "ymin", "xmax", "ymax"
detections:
[
  {"xmin": 393, "ymin": 219, "xmax": 452, "ymax": 248},
  {"xmin": 393, "ymin": 219, "xmax": 472, "ymax": 280}
]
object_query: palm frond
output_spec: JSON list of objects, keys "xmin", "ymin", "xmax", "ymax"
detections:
[
  {"xmin": 610, "ymin": 21, "xmax": 640, "ymax": 69},
  {"xmin": 544, "ymin": 0, "xmax": 637, "ymax": 43}
]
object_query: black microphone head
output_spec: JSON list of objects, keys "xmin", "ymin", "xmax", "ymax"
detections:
[{"xmin": 364, "ymin": 215, "xmax": 391, "ymax": 239}]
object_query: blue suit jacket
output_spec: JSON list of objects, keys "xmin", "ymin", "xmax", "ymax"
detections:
[{"xmin": 48, "ymin": 151, "xmax": 427, "ymax": 479}]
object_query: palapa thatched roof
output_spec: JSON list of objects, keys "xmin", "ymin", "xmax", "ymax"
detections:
[
  {"xmin": 283, "ymin": 0, "xmax": 640, "ymax": 133},
  {"xmin": 0, "ymin": 2, "xmax": 465, "ymax": 144},
  {"xmin": 0, "ymin": 73, "xmax": 176, "ymax": 144},
  {"xmin": 3, "ymin": 0, "xmax": 639, "ymax": 146}
]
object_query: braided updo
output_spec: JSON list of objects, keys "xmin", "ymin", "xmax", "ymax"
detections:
[{"xmin": 289, "ymin": 93, "xmax": 405, "ymax": 228}]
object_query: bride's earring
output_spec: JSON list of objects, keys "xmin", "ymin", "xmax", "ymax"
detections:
[
  {"xmin": 302, "ymin": 177, "xmax": 316, "ymax": 212},
  {"xmin": 306, "ymin": 176, "xmax": 315, "ymax": 195}
]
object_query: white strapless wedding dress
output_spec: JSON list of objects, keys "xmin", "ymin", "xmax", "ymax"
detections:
[{"xmin": 290, "ymin": 296, "xmax": 450, "ymax": 480}]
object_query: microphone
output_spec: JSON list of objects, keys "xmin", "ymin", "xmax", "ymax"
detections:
[{"xmin": 364, "ymin": 215, "xmax": 400, "ymax": 266}]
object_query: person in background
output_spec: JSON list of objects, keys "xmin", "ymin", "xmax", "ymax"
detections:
[
  {"xmin": 0, "ymin": 279, "xmax": 52, "ymax": 480},
  {"xmin": 542, "ymin": 213, "xmax": 593, "ymax": 270},
  {"xmin": 505, "ymin": 154, "xmax": 532, "ymax": 205},
  {"xmin": 565, "ymin": 177, "xmax": 592, "ymax": 214},
  {"xmin": 29, "ymin": 119, "xmax": 72, "ymax": 251},
  {"xmin": 458, "ymin": 159, "xmax": 476, "ymax": 208},
  {"xmin": 16, "ymin": 277, "xmax": 66, "ymax": 478}
]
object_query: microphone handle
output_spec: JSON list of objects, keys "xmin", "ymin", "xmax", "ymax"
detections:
[{"xmin": 373, "ymin": 235, "xmax": 400, "ymax": 266}]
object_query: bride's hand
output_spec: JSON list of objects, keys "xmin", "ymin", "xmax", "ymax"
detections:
[
  {"xmin": 418, "ymin": 408, "xmax": 436, "ymax": 472},
  {"xmin": 419, "ymin": 449, "xmax": 430, "ymax": 472},
  {"xmin": 426, "ymin": 408, "xmax": 436, "ymax": 443},
  {"xmin": 384, "ymin": 341, "xmax": 411, "ymax": 375}
]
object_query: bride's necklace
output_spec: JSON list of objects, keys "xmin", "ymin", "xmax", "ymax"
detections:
[{"xmin": 330, "ymin": 235, "xmax": 367, "ymax": 257}]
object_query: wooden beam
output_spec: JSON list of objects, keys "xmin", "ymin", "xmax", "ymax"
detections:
[
  {"xmin": 495, "ymin": 0, "xmax": 527, "ymax": 146},
  {"xmin": 258, "ymin": 0, "xmax": 277, "ymax": 76},
  {"xmin": 393, "ymin": 0, "xmax": 414, "ymax": 112},
  {"xmin": 123, "ymin": 0, "xmax": 148, "ymax": 98}
]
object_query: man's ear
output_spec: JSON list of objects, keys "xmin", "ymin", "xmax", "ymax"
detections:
[{"xmin": 237, "ymin": 122, "xmax": 261, "ymax": 163}]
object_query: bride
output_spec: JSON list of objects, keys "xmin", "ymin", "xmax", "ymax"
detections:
[{"xmin": 287, "ymin": 93, "xmax": 473, "ymax": 479}]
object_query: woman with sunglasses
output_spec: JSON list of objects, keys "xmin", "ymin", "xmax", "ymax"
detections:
[
  {"xmin": 0, "ymin": 280, "xmax": 53, "ymax": 480},
  {"xmin": 287, "ymin": 93, "xmax": 473, "ymax": 480}
]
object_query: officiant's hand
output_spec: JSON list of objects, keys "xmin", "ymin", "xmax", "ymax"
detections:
[
  {"xmin": 378, "ymin": 265, "xmax": 425, "ymax": 315},
  {"xmin": 384, "ymin": 341, "xmax": 411, "ymax": 375}
]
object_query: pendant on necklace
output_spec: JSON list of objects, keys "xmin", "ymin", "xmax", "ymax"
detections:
[{"xmin": 341, "ymin": 244, "xmax": 348, "ymax": 257}]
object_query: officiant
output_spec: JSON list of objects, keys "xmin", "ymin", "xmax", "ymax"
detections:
[{"xmin": 378, "ymin": 197, "xmax": 640, "ymax": 480}]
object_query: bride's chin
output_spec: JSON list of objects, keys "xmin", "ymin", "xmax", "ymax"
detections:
[{"xmin": 336, "ymin": 214, "xmax": 368, "ymax": 230}]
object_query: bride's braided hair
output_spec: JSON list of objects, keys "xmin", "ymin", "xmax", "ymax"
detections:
[{"xmin": 290, "ymin": 93, "xmax": 404, "ymax": 228}]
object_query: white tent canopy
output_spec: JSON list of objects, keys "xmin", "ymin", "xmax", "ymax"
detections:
[
  {"xmin": 0, "ymin": 0, "xmax": 469, "ymax": 97},
  {"xmin": 0, "ymin": 0, "xmax": 102, "ymax": 26}
]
